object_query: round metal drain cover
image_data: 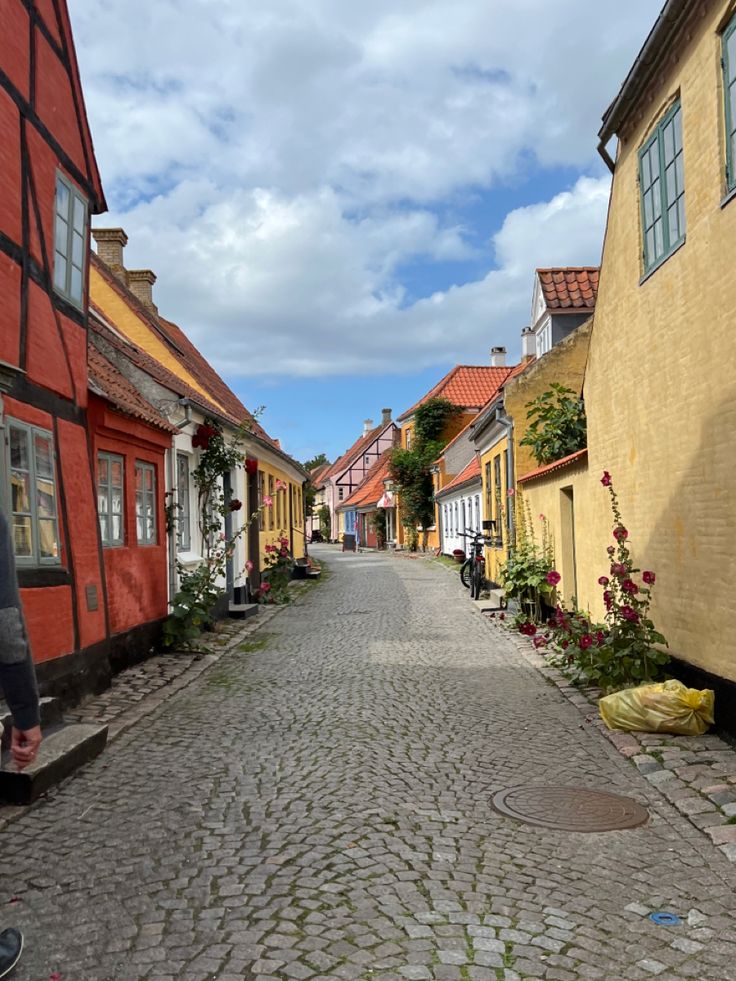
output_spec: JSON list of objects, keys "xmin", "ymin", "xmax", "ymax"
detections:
[{"xmin": 492, "ymin": 785, "xmax": 648, "ymax": 832}]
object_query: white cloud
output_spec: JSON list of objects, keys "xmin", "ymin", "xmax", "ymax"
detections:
[{"xmin": 69, "ymin": 0, "xmax": 658, "ymax": 376}]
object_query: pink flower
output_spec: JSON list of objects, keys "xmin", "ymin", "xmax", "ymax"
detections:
[
  {"xmin": 245, "ymin": 560, "xmax": 254, "ymax": 573},
  {"xmin": 507, "ymin": 487, "xmax": 515, "ymax": 497},
  {"xmin": 546, "ymin": 570, "xmax": 561, "ymax": 586},
  {"xmin": 275, "ymin": 479, "xmax": 287, "ymax": 491},
  {"xmin": 607, "ymin": 546, "xmax": 615, "ymax": 556},
  {"xmin": 260, "ymin": 581, "xmax": 271, "ymax": 593},
  {"xmin": 265, "ymin": 544, "xmax": 276, "ymax": 553},
  {"xmin": 611, "ymin": 563, "xmax": 627, "ymax": 577},
  {"xmin": 622, "ymin": 579, "xmax": 638, "ymax": 594},
  {"xmin": 601, "ymin": 471, "xmax": 612, "ymax": 487},
  {"xmin": 192, "ymin": 423, "xmax": 217, "ymax": 450},
  {"xmin": 539, "ymin": 514, "xmax": 546, "ymax": 521},
  {"xmin": 643, "ymin": 570, "xmax": 656, "ymax": 585},
  {"xmin": 603, "ymin": 590, "xmax": 613, "ymax": 611},
  {"xmin": 621, "ymin": 605, "xmax": 639, "ymax": 623},
  {"xmin": 596, "ymin": 630, "xmax": 606, "ymax": 646},
  {"xmin": 598, "ymin": 576, "xmax": 609, "ymax": 586},
  {"xmin": 613, "ymin": 526, "xmax": 628, "ymax": 541},
  {"xmin": 519, "ymin": 621, "xmax": 537, "ymax": 636},
  {"xmin": 280, "ymin": 548, "xmax": 288, "ymax": 557},
  {"xmin": 533, "ymin": 636, "xmax": 546, "ymax": 649},
  {"xmin": 579, "ymin": 634, "xmax": 593, "ymax": 650},
  {"xmin": 262, "ymin": 495, "xmax": 273, "ymax": 507}
]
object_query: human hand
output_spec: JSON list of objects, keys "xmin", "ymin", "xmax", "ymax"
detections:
[{"xmin": 11, "ymin": 725, "xmax": 42, "ymax": 770}]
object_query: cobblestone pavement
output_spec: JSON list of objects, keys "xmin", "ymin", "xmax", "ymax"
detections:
[{"xmin": 3, "ymin": 549, "xmax": 736, "ymax": 981}]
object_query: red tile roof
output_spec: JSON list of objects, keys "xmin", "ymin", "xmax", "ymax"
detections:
[
  {"xmin": 518, "ymin": 448, "xmax": 588, "ymax": 484},
  {"xmin": 88, "ymin": 345, "xmax": 176, "ymax": 433},
  {"xmin": 323, "ymin": 424, "xmax": 388, "ymax": 481},
  {"xmin": 309, "ymin": 463, "xmax": 331, "ymax": 487},
  {"xmin": 338, "ymin": 451, "xmax": 392, "ymax": 510},
  {"xmin": 537, "ymin": 268, "xmax": 599, "ymax": 312},
  {"xmin": 398, "ymin": 366, "xmax": 515, "ymax": 422},
  {"xmin": 435, "ymin": 456, "xmax": 481, "ymax": 498}
]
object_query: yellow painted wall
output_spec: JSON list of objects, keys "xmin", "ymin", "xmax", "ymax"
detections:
[
  {"xmin": 479, "ymin": 436, "xmax": 510, "ymax": 584},
  {"xmin": 569, "ymin": 3, "xmax": 736, "ymax": 680},
  {"xmin": 255, "ymin": 462, "xmax": 306, "ymax": 564}
]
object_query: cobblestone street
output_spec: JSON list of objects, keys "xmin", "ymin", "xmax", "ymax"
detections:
[{"xmin": 3, "ymin": 549, "xmax": 736, "ymax": 981}]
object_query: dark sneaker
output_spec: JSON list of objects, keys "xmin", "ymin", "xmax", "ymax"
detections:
[{"xmin": 0, "ymin": 929, "xmax": 22, "ymax": 978}]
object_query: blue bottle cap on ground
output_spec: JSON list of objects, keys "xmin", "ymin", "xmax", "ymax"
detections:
[{"xmin": 649, "ymin": 912, "xmax": 680, "ymax": 926}]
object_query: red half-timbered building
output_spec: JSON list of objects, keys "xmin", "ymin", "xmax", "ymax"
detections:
[{"xmin": 0, "ymin": 0, "xmax": 109, "ymax": 700}]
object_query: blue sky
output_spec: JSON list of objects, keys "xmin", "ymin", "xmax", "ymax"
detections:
[{"xmin": 70, "ymin": 0, "xmax": 662, "ymax": 463}]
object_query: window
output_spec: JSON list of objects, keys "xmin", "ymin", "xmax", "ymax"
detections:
[
  {"xmin": 639, "ymin": 101, "xmax": 684, "ymax": 272},
  {"xmin": 405, "ymin": 428, "xmax": 412, "ymax": 450},
  {"xmin": 536, "ymin": 322, "xmax": 552, "ymax": 357},
  {"xmin": 493, "ymin": 454, "xmax": 503, "ymax": 546},
  {"xmin": 484, "ymin": 462, "xmax": 492, "ymax": 524},
  {"xmin": 276, "ymin": 482, "xmax": 282, "ymax": 529},
  {"xmin": 475, "ymin": 495, "xmax": 481, "ymax": 533},
  {"xmin": 338, "ymin": 486, "xmax": 344, "ymax": 501},
  {"xmin": 723, "ymin": 15, "xmax": 736, "ymax": 192},
  {"xmin": 53, "ymin": 173, "xmax": 88, "ymax": 308},
  {"xmin": 268, "ymin": 475, "xmax": 274, "ymax": 529},
  {"xmin": 176, "ymin": 453, "xmax": 191, "ymax": 551},
  {"xmin": 257, "ymin": 471, "xmax": 264, "ymax": 530},
  {"xmin": 97, "ymin": 452, "xmax": 124, "ymax": 547},
  {"xmin": 135, "ymin": 461, "xmax": 157, "ymax": 545},
  {"xmin": 6, "ymin": 420, "xmax": 60, "ymax": 564}
]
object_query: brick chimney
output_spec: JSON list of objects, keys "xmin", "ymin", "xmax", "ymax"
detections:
[
  {"xmin": 92, "ymin": 228, "xmax": 128, "ymax": 283},
  {"xmin": 128, "ymin": 269, "xmax": 157, "ymax": 313},
  {"xmin": 490, "ymin": 346, "xmax": 507, "ymax": 367},
  {"xmin": 521, "ymin": 327, "xmax": 535, "ymax": 361},
  {"xmin": 363, "ymin": 418, "xmax": 374, "ymax": 436},
  {"xmin": 381, "ymin": 408, "xmax": 392, "ymax": 426}
]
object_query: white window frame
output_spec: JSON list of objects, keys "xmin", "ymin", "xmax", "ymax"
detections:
[
  {"xmin": 6, "ymin": 419, "xmax": 60, "ymax": 565},
  {"xmin": 135, "ymin": 460, "xmax": 157, "ymax": 545},
  {"xmin": 53, "ymin": 171, "xmax": 88, "ymax": 309},
  {"xmin": 176, "ymin": 453, "xmax": 191, "ymax": 552},
  {"xmin": 97, "ymin": 452, "xmax": 125, "ymax": 547}
]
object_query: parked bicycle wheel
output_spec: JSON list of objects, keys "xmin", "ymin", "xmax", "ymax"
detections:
[
  {"xmin": 471, "ymin": 559, "xmax": 483, "ymax": 600},
  {"xmin": 460, "ymin": 559, "xmax": 472, "ymax": 589}
]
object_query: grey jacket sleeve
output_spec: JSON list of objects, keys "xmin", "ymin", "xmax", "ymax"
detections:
[{"xmin": 0, "ymin": 510, "xmax": 40, "ymax": 731}]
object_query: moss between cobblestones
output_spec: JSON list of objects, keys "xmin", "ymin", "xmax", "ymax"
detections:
[{"xmin": 237, "ymin": 632, "xmax": 276, "ymax": 653}]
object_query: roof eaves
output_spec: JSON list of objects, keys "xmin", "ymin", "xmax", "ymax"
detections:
[{"xmin": 518, "ymin": 448, "xmax": 588, "ymax": 484}]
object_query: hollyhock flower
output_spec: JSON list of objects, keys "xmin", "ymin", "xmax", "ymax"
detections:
[
  {"xmin": 607, "ymin": 546, "xmax": 615, "ymax": 556},
  {"xmin": 598, "ymin": 576, "xmax": 609, "ymax": 586},
  {"xmin": 280, "ymin": 548, "xmax": 288, "ymax": 557},
  {"xmin": 621, "ymin": 605, "xmax": 639, "ymax": 623},
  {"xmin": 262, "ymin": 495, "xmax": 273, "ymax": 507},
  {"xmin": 218, "ymin": 532, "xmax": 226, "ymax": 541},
  {"xmin": 245, "ymin": 560, "xmax": 254, "ymax": 572},
  {"xmin": 519, "ymin": 621, "xmax": 537, "ymax": 636},
  {"xmin": 228, "ymin": 499, "xmax": 243, "ymax": 512},
  {"xmin": 613, "ymin": 526, "xmax": 628, "ymax": 541},
  {"xmin": 561, "ymin": 640, "xmax": 569, "ymax": 650},
  {"xmin": 643, "ymin": 571, "xmax": 656, "ymax": 585},
  {"xmin": 265, "ymin": 544, "xmax": 276, "ymax": 553},
  {"xmin": 579, "ymin": 634, "xmax": 593, "ymax": 650},
  {"xmin": 260, "ymin": 581, "xmax": 271, "ymax": 593},
  {"xmin": 499, "ymin": 613, "xmax": 506, "ymax": 621},
  {"xmin": 601, "ymin": 471, "xmax": 612, "ymax": 487},
  {"xmin": 546, "ymin": 570, "xmax": 561, "ymax": 586},
  {"xmin": 192, "ymin": 423, "xmax": 217, "ymax": 450},
  {"xmin": 611, "ymin": 563, "xmax": 627, "ymax": 576},
  {"xmin": 622, "ymin": 579, "xmax": 638, "ymax": 594},
  {"xmin": 603, "ymin": 590, "xmax": 613, "ymax": 611},
  {"xmin": 533, "ymin": 636, "xmax": 546, "ymax": 649},
  {"xmin": 596, "ymin": 631, "xmax": 606, "ymax": 646},
  {"xmin": 275, "ymin": 479, "xmax": 287, "ymax": 491}
]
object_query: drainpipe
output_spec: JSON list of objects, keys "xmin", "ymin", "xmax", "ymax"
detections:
[
  {"xmin": 496, "ymin": 406, "xmax": 515, "ymax": 551},
  {"xmin": 167, "ymin": 400, "xmax": 195, "ymax": 604}
]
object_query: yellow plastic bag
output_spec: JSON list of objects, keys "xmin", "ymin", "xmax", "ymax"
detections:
[{"xmin": 599, "ymin": 679, "xmax": 714, "ymax": 736}]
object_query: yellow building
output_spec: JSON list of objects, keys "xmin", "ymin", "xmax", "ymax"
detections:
[
  {"xmin": 468, "ymin": 397, "xmax": 513, "ymax": 586},
  {"xmin": 518, "ymin": 1, "xmax": 736, "ymax": 710}
]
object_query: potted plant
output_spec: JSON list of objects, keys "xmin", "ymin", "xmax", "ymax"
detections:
[{"xmin": 452, "ymin": 548, "xmax": 466, "ymax": 563}]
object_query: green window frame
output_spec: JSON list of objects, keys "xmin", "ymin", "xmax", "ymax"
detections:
[
  {"xmin": 135, "ymin": 461, "xmax": 157, "ymax": 545},
  {"xmin": 97, "ymin": 452, "xmax": 125, "ymax": 547},
  {"xmin": 53, "ymin": 172, "xmax": 88, "ymax": 308},
  {"xmin": 6, "ymin": 419, "xmax": 60, "ymax": 565},
  {"xmin": 723, "ymin": 14, "xmax": 736, "ymax": 192},
  {"xmin": 639, "ymin": 101, "xmax": 685, "ymax": 273}
]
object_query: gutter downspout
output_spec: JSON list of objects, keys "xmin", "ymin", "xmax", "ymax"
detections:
[
  {"xmin": 168, "ymin": 403, "xmax": 195, "ymax": 607},
  {"xmin": 496, "ymin": 406, "xmax": 515, "ymax": 551}
]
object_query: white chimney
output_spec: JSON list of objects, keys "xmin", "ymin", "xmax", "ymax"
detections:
[
  {"xmin": 363, "ymin": 418, "xmax": 374, "ymax": 435},
  {"xmin": 490, "ymin": 346, "xmax": 507, "ymax": 367},
  {"xmin": 521, "ymin": 327, "xmax": 535, "ymax": 361}
]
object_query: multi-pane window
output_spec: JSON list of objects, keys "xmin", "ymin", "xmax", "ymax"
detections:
[
  {"xmin": 176, "ymin": 453, "xmax": 191, "ymax": 551},
  {"xmin": 135, "ymin": 461, "xmax": 157, "ymax": 545},
  {"xmin": 53, "ymin": 173, "xmax": 87, "ymax": 307},
  {"xmin": 484, "ymin": 462, "xmax": 492, "ymax": 523},
  {"xmin": 723, "ymin": 15, "xmax": 736, "ymax": 192},
  {"xmin": 257, "ymin": 471, "xmax": 264, "ymax": 530},
  {"xmin": 639, "ymin": 102, "xmax": 685, "ymax": 272},
  {"xmin": 268, "ymin": 475, "xmax": 275, "ymax": 530},
  {"xmin": 493, "ymin": 454, "xmax": 503, "ymax": 546},
  {"xmin": 97, "ymin": 452, "xmax": 124, "ymax": 547},
  {"xmin": 7, "ymin": 420, "xmax": 60, "ymax": 564}
]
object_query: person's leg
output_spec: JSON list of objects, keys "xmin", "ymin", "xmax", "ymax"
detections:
[{"xmin": 0, "ymin": 928, "xmax": 23, "ymax": 978}]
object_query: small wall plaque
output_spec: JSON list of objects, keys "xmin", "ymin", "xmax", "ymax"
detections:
[{"xmin": 85, "ymin": 584, "xmax": 99, "ymax": 612}]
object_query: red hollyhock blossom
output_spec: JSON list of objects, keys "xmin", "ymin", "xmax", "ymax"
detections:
[
  {"xmin": 265, "ymin": 544, "xmax": 276, "ymax": 553},
  {"xmin": 601, "ymin": 471, "xmax": 612, "ymax": 486},
  {"xmin": 280, "ymin": 548, "xmax": 288, "ymax": 557},
  {"xmin": 260, "ymin": 581, "xmax": 271, "ymax": 593},
  {"xmin": 192, "ymin": 423, "xmax": 217, "ymax": 450},
  {"xmin": 499, "ymin": 612, "xmax": 506, "ymax": 621},
  {"xmin": 598, "ymin": 576, "xmax": 609, "ymax": 586},
  {"xmin": 546, "ymin": 570, "xmax": 561, "ymax": 586},
  {"xmin": 596, "ymin": 630, "xmax": 606, "ymax": 646},
  {"xmin": 621, "ymin": 605, "xmax": 639, "ymax": 622},
  {"xmin": 613, "ymin": 526, "xmax": 628, "ymax": 541},
  {"xmin": 643, "ymin": 571, "xmax": 656, "ymax": 585},
  {"xmin": 611, "ymin": 563, "xmax": 627, "ymax": 576},
  {"xmin": 579, "ymin": 634, "xmax": 593, "ymax": 650},
  {"xmin": 228, "ymin": 499, "xmax": 243, "ymax": 512},
  {"xmin": 561, "ymin": 640, "xmax": 569, "ymax": 650},
  {"xmin": 607, "ymin": 545, "xmax": 615, "ymax": 556},
  {"xmin": 533, "ymin": 636, "xmax": 546, "ymax": 649},
  {"xmin": 603, "ymin": 590, "xmax": 613, "ymax": 611},
  {"xmin": 519, "ymin": 621, "xmax": 537, "ymax": 636},
  {"xmin": 622, "ymin": 579, "xmax": 638, "ymax": 594}
]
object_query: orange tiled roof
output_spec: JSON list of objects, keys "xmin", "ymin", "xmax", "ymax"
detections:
[
  {"xmin": 88, "ymin": 345, "xmax": 176, "ymax": 433},
  {"xmin": 518, "ymin": 448, "xmax": 588, "ymax": 484},
  {"xmin": 323, "ymin": 424, "xmax": 386, "ymax": 481},
  {"xmin": 398, "ymin": 365, "xmax": 515, "ymax": 422},
  {"xmin": 309, "ymin": 463, "xmax": 331, "ymax": 487},
  {"xmin": 537, "ymin": 268, "xmax": 599, "ymax": 312},
  {"xmin": 435, "ymin": 456, "xmax": 481, "ymax": 498},
  {"xmin": 338, "ymin": 451, "xmax": 392, "ymax": 511}
]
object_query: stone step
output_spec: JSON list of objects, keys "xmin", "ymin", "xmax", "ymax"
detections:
[
  {"xmin": 0, "ymin": 696, "xmax": 64, "ymax": 751},
  {"xmin": 228, "ymin": 602, "xmax": 259, "ymax": 621},
  {"xmin": 0, "ymin": 723, "xmax": 108, "ymax": 805}
]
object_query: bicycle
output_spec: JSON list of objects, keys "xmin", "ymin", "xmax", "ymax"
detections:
[{"xmin": 457, "ymin": 529, "xmax": 489, "ymax": 600}]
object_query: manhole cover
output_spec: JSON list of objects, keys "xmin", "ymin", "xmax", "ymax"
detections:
[{"xmin": 492, "ymin": 785, "xmax": 648, "ymax": 832}]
